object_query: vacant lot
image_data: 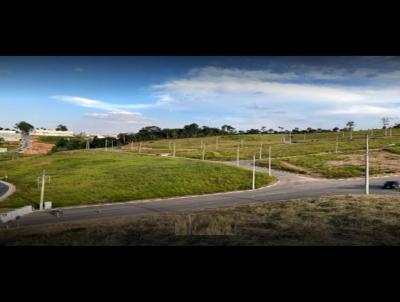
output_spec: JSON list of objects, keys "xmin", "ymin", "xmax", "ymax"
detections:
[
  {"xmin": 257, "ymin": 151, "xmax": 399, "ymax": 178},
  {"xmin": 2, "ymin": 194, "xmax": 400, "ymax": 246},
  {"xmin": 120, "ymin": 130, "xmax": 400, "ymax": 161},
  {"xmin": 0, "ymin": 150, "xmax": 273, "ymax": 208}
]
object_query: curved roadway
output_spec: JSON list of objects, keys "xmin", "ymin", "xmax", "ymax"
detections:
[{"xmin": 4, "ymin": 160, "xmax": 400, "ymax": 228}]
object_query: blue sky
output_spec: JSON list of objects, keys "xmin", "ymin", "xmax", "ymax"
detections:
[{"xmin": 1, "ymin": 56, "xmax": 400, "ymax": 134}]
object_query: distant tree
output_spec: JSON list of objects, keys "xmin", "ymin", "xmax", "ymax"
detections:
[
  {"xmin": 346, "ymin": 121, "xmax": 355, "ymax": 139},
  {"xmin": 333, "ymin": 127, "xmax": 340, "ymax": 132},
  {"xmin": 56, "ymin": 124, "xmax": 68, "ymax": 131},
  {"xmin": 14, "ymin": 121, "xmax": 34, "ymax": 134},
  {"xmin": 261, "ymin": 126, "xmax": 267, "ymax": 133},
  {"xmin": 246, "ymin": 129, "xmax": 261, "ymax": 134},
  {"xmin": 221, "ymin": 125, "xmax": 235, "ymax": 134},
  {"xmin": 0, "ymin": 127, "xmax": 3, "ymax": 130}
]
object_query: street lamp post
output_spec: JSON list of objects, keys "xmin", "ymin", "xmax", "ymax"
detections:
[
  {"xmin": 252, "ymin": 154, "xmax": 256, "ymax": 190},
  {"xmin": 268, "ymin": 146, "xmax": 272, "ymax": 176},
  {"xmin": 365, "ymin": 135, "xmax": 369, "ymax": 195}
]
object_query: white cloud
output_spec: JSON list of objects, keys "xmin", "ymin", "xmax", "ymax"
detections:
[
  {"xmin": 52, "ymin": 95, "xmax": 117, "ymax": 111},
  {"xmin": 84, "ymin": 111, "xmax": 154, "ymax": 124},
  {"xmin": 51, "ymin": 95, "xmax": 176, "ymax": 111},
  {"xmin": 318, "ymin": 105, "xmax": 400, "ymax": 117}
]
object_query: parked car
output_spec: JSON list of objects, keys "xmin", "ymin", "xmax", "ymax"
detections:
[{"xmin": 383, "ymin": 181, "xmax": 400, "ymax": 190}]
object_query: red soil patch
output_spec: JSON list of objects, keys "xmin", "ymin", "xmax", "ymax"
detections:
[{"xmin": 23, "ymin": 138, "xmax": 54, "ymax": 155}]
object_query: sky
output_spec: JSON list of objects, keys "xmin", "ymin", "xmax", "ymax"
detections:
[{"xmin": 1, "ymin": 56, "xmax": 400, "ymax": 134}]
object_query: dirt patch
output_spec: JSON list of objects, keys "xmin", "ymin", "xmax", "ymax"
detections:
[
  {"xmin": 326, "ymin": 151, "xmax": 400, "ymax": 172},
  {"xmin": 279, "ymin": 161, "xmax": 312, "ymax": 175},
  {"xmin": 23, "ymin": 137, "xmax": 54, "ymax": 155}
]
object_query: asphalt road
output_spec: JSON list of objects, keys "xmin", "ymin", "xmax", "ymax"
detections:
[
  {"xmin": 0, "ymin": 182, "xmax": 10, "ymax": 199},
  {"xmin": 4, "ymin": 160, "xmax": 400, "ymax": 229}
]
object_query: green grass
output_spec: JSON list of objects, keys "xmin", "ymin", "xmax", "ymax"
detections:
[
  {"xmin": 0, "ymin": 150, "xmax": 273, "ymax": 208},
  {"xmin": 120, "ymin": 129, "xmax": 400, "ymax": 161},
  {"xmin": 3, "ymin": 194, "xmax": 400, "ymax": 246},
  {"xmin": 0, "ymin": 151, "xmax": 24, "ymax": 162},
  {"xmin": 384, "ymin": 146, "xmax": 400, "ymax": 154},
  {"xmin": 35, "ymin": 136, "xmax": 66, "ymax": 144}
]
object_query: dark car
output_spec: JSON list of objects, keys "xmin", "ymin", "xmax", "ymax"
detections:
[{"xmin": 383, "ymin": 181, "xmax": 400, "ymax": 190}]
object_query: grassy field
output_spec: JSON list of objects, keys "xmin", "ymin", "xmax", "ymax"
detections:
[
  {"xmin": 2, "ymin": 194, "xmax": 400, "ymax": 246},
  {"xmin": 119, "ymin": 129, "xmax": 400, "ymax": 161},
  {"xmin": 0, "ymin": 150, "xmax": 273, "ymax": 208},
  {"xmin": 257, "ymin": 151, "xmax": 399, "ymax": 178}
]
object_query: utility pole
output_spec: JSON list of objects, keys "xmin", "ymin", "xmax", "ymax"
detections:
[
  {"xmin": 252, "ymin": 154, "xmax": 256, "ymax": 190},
  {"xmin": 236, "ymin": 145, "xmax": 240, "ymax": 166},
  {"xmin": 335, "ymin": 136, "xmax": 339, "ymax": 154},
  {"xmin": 105, "ymin": 139, "xmax": 108, "ymax": 151},
  {"xmin": 173, "ymin": 142, "xmax": 176, "ymax": 157},
  {"xmin": 268, "ymin": 146, "xmax": 271, "ymax": 176},
  {"xmin": 39, "ymin": 170, "xmax": 46, "ymax": 210},
  {"xmin": 365, "ymin": 135, "xmax": 369, "ymax": 195},
  {"xmin": 259, "ymin": 144, "xmax": 262, "ymax": 160}
]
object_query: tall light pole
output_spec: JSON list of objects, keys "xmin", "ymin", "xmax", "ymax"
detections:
[
  {"xmin": 268, "ymin": 145, "xmax": 272, "ymax": 176},
  {"xmin": 236, "ymin": 145, "xmax": 240, "ymax": 166},
  {"xmin": 365, "ymin": 135, "xmax": 369, "ymax": 195},
  {"xmin": 39, "ymin": 170, "xmax": 46, "ymax": 210},
  {"xmin": 252, "ymin": 154, "xmax": 256, "ymax": 190},
  {"xmin": 335, "ymin": 136, "xmax": 339, "ymax": 154}
]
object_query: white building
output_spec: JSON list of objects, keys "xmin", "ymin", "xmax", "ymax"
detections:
[
  {"xmin": 0, "ymin": 130, "xmax": 21, "ymax": 142},
  {"xmin": 32, "ymin": 129, "xmax": 74, "ymax": 137}
]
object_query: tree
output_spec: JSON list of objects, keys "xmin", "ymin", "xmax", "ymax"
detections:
[
  {"xmin": 56, "ymin": 124, "xmax": 68, "ymax": 131},
  {"xmin": 14, "ymin": 121, "xmax": 34, "ymax": 134},
  {"xmin": 332, "ymin": 127, "xmax": 340, "ymax": 132},
  {"xmin": 346, "ymin": 121, "xmax": 355, "ymax": 139}
]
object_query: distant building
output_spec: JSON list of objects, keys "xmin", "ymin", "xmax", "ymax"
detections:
[
  {"xmin": 0, "ymin": 130, "xmax": 21, "ymax": 142},
  {"xmin": 32, "ymin": 129, "xmax": 74, "ymax": 137}
]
